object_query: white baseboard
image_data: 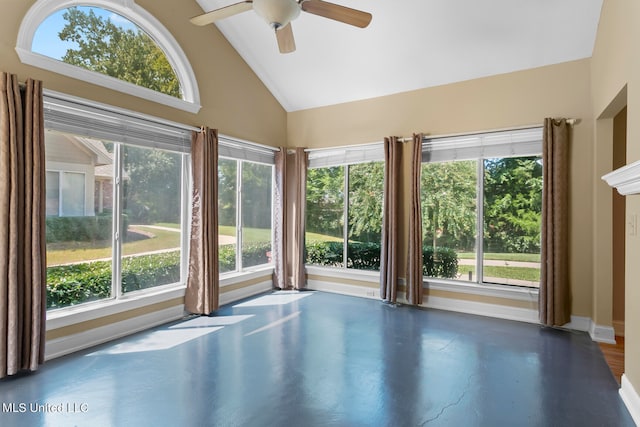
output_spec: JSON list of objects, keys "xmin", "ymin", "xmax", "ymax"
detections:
[
  {"xmin": 418, "ymin": 294, "xmax": 539, "ymax": 324},
  {"xmin": 307, "ymin": 279, "xmax": 379, "ymax": 300},
  {"xmin": 555, "ymin": 316, "xmax": 616, "ymax": 343},
  {"xmin": 219, "ymin": 280, "xmax": 273, "ymax": 306},
  {"xmin": 620, "ymin": 374, "xmax": 640, "ymax": 426},
  {"xmin": 45, "ymin": 305, "xmax": 185, "ymax": 360},
  {"xmin": 307, "ymin": 279, "xmax": 539, "ymax": 324}
]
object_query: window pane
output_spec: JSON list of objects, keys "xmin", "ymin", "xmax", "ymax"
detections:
[
  {"xmin": 121, "ymin": 145, "xmax": 183, "ymax": 293},
  {"xmin": 421, "ymin": 161, "xmax": 477, "ymax": 281},
  {"xmin": 241, "ymin": 162, "xmax": 273, "ymax": 268},
  {"xmin": 61, "ymin": 172, "xmax": 85, "ymax": 216},
  {"xmin": 33, "ymin": 6, "xmax": 181, "ymax": 98},
  {"xmin": 45, "ymin": 131, "xmax": 113, "ymax": 309},
  {"xmin": 347, "ymin": 162, "xmax": 383, "ymax": 270},
  {"xmin": 46, "ymin": 171, "xmax": 60, "ymax": 216},
  {"xmin": 306, "ymin": 166, "xmax": 345, "ymax": 267},
  {"xmin": 483, "ymin": 157, "xmax": 542, "ymax": 287},
  {"xmin": 219, "ymin": 158, "xmax": 237, "ymax": 273}
]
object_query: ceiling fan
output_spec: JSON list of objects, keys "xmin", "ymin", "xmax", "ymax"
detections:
[{"xmin": 190, "ymin": 0, "xmax": 372, "ymax": 54}]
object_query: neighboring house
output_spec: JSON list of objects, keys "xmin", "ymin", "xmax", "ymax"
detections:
[{"xmin": 45, "ymin": 129, "xmax": 113, "ymax": 217}]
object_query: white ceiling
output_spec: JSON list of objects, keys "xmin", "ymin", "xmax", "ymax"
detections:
[{"xmin": 194, "ymin": 0, "xmax": 603, "ymax": 112}]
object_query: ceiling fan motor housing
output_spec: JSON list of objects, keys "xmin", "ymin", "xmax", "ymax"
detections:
[{"xmin": 253, "ymin": 0, "xmax": 301, "ymax": 29}]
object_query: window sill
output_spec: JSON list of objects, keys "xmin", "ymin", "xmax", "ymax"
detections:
[
  {"xmin": 304, "ymin": 266, "xmax": 538, "ymax": 302},
  {"xmin": 220, "ymin": 265, "xmax": 275, "ymax": 287},
  {"xmin": 424, "ymin": 278, "xmax": 539, "ymax": 303},
  {"xmin": 305, "ymin": 265, "xmax": 380, "ymax": 283},
  {"xmin": 46, "ymin": 283, "xmax": 187, "ymax": 331}
]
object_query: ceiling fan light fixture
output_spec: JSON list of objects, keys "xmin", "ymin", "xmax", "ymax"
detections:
[{"xmin": 253, "ymin": 0, "xmax": 301, "ymax": 28}]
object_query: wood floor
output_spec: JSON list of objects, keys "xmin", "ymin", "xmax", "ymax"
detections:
[{"xmin": 599, "ymin": 336, "xmax": 625, "ymax": 385}]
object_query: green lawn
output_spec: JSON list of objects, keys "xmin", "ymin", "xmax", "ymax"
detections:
[
  {"xmin": 457, "ymin": 265, "xmax": 540, "ymax": 282},
  {"xmin": 458, "ymin": 252, "xmax": 540, "ymax": 262},
  {"xmin": 47, "ymin": 225, "xmax": 180, "ymax": 266},
  {"xmin": 219, "ymin": 225, "xmax": 271, "ymax": 242}
]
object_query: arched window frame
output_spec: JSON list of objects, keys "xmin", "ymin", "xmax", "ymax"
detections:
[{"xmin": 16, "ymin": 0, "xmax": 201, "ymax": 113}]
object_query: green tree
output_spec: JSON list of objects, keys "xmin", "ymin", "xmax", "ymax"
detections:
[
  {"xmin": 59, "ymin": 7, "xmax": 180, "ymax": 97},
  {"xmin": 306, "ymin": 167, "xmax": 345, "ymax": 238},
  {"xmin": 121, "ymin": 146, "xmax": 182, "ymax": 224},
  {"xmin": 421, "ymin": 161, "xmax": 477, "ymax": 251},
  {"xmin": 483, "ymin": 157, "xmax": 542, "ymax": 253},
  {"xmin": 348, "ymin": 162, "xmax": 384, "ymax": 242},
  {"xmin": 218, "ymin": 159, "xmax": 237, "ymax": 228}
]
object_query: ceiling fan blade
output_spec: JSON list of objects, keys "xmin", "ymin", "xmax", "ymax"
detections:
[
  {"xmin": 276, "ymin": 23, "xmax": 296, "ymax": 54},
  {"xmin": 301, "ymin": 0, "xmax": 371, "ymax": 28},
  {"xmin": 190, "ymin": 1, "xmax": 253, "ymax": 26}
]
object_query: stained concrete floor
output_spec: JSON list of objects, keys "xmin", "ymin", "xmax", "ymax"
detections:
[{"xmin": 0, "ymin": 290, "xmax": 635, "ymax": 426}]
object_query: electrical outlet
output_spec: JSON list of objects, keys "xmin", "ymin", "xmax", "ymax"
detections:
[{"xmin": 366, "ymin": 290, "xmax": 375, "ymax": 297}]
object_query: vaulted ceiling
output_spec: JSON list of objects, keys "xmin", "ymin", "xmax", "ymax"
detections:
[{"xmin": 194, "ymin": 0, "xmax": 603, "ymax": 112}]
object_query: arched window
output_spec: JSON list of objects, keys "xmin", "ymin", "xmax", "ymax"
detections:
[{"xmin": 17, "ymin": 0, "xmax": 200, "ymax": 113}]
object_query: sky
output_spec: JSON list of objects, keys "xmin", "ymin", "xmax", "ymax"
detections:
[{"xmin": 32, "ymin": 6, "xmax": 139, "ymax": 60}]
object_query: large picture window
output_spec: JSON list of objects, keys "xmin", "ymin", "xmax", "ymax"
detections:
[
  {"xmin": 421, "ymin": 128, "xmax": 543, "ymax": 288},
  {"xmin": 305, "ymin": 144, "xmax": 384, "ymax": 271},
  {"xmin": 44, "ymin": 93, "xmax": 191, "ymax": 310}
]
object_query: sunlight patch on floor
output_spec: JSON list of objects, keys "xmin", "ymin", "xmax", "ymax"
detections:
[
  {"xmin": 86, "ymin": 327, "xmax": 222, "ymax": 355},
  {"xmin": 233, "ymin": 292, "xmax": 312, "ymax": 307},
  {"xmin": 170, "ymin": 314, "xmax": 254, "ymax": 328}
]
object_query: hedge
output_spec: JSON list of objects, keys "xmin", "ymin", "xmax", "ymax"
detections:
[
  {"xmin": 305, "ymin": 241, "xmax": 458, "ymax": 278},
  {"xmin": 46, "ymin": 214, "xmax": 129, "ymax": 243},
  {"xmin": 219, "ymin": 242, "xmax": 272, "ymax": 273},
  {"xmin": 46, "ymin": 250, "xmax": 180, "ymax": 309}
]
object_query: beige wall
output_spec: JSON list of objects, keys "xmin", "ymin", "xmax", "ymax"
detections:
[
  {"xmin": 290, "ymin": 59, "xmax": 595, "ymax": 315},
  {"xmin": 0, "ymin": 0, "xmax": 287, "ymax": 146},
  {"xmin": 591, "ymin": 0, "xmax": 640, "ymax": 391},
  {"xmin": 1, "ymin": 0, "xmax": 286, "ymax": 340}
]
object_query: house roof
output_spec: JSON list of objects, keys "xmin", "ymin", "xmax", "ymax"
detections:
[{"xmin": 195, "ymin": 0, "xmax": 603, "ymax": 112}]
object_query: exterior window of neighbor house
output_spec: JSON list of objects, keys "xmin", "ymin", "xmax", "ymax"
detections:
[
  {"xmin": 217, "ymin": 139, "xmax": 275, "ymax": 274},
  {"xmin": 305, "ymin": 145, "xmax": 384, "ymax": 271},
  {"xmin": 46, "ymin": 170, "xmax": 86, "ymax": 216},
  {"xmin": 420, "ymin": 128, "xmax": 543, "ymax": 288}
]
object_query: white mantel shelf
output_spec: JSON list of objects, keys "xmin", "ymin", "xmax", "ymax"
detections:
[{"xmin": 602, "ymin": 160, "xmax": 640, "ymax": 195}]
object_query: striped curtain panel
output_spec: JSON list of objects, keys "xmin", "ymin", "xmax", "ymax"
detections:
[
  {"xmin": 539, "ymin": 118, "xmax": 571, "ymax": 326},
  {"xmin": 380, "ymin": 137, "xmax": 401, "ymax": 303},
  {"xmin": 185, "ymin": 127, "xmax": 219, "ymax": 314},
  {"xmin": 0, "ymin": 73, "xmax": 46, "ymax": 378},
  {"xmin": 406, "ymin": 134, "xmax": 424, "ymax": 305}
]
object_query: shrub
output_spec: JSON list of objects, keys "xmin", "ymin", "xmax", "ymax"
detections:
[
  {"xmin": 241, "ymin": 242, "xmax": 272, "ymax": 267},
  {"xmin": 422, "ymin": 246, "xmax": 458, "ymax": 279},
  {"xmin": 306, "ymin": 241, "xmax": 344, "ymax": 267},
  {"xmin": 46, "ymin": 250, "xmax": 180, "ymax": 309},
  {"xmin": 305, "ymin": 241, "xmax": 458, "ymax": 279},
  {"xmin": 46, "ymin": 213, "xmax": 129, "ymax": 243},
  {"xmin": 219, "ymin": 244, "xmax": 236, "ymax": 273}
]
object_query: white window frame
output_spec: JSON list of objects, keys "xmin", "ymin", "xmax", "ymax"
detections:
[
  {"xmin": 421, "ymin": 127, "xmax": 543, "ymax": 288},
  {"xmin": 44, "ymin": 90, "xmax": 195, "ymax": 325},
  {"xmin": 306, "ymin": 142, "xmax": 385, "ymax": 271},
  {"xmin": 16, "ymin": 0, "xmax": 201, "ymax": 113},
  {"xmin": 218, "ymin": 136, "xmax": 278, "ymax": 276}
]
